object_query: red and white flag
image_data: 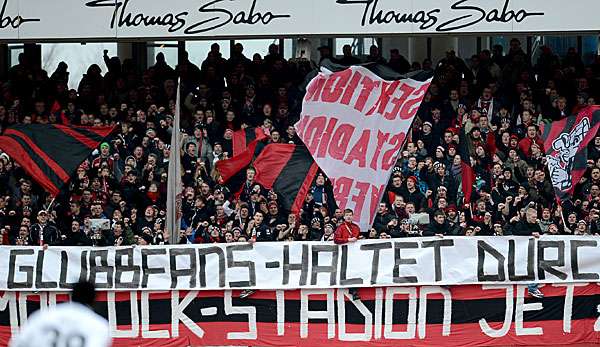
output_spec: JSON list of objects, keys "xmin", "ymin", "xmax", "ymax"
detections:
[{"xmin": 295, "ymin": 66, "xmax": 431, "ymax": 231}]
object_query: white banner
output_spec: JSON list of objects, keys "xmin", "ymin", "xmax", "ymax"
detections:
[
  {"xmin": 2, "ymin": 236, "xmax": 600, "ymax": 291},
  {"xmin": 1, "ymin": 0, "xmax": 600, "ymax": 40},
  {"xmin": 295, "ymin": 66, "xmax": 431, "ymax": 231}
]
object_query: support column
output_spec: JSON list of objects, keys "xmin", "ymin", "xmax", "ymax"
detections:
[
  {"xmin": 0, "ymin": 44, "xmax": 8, "ymax": 80},
  {"xmin": 23, "ymin": 43, "xmax": 41, "ymax": 70},
  {"xmin": 117, "ymin": 42, "xmax": 133, "ymax": 61},
  {"xmin": 131, "ymin": 42, "xmax": 148, "ymax": 74},
  {"xmin": 177, "ymin": 41, "xmax": 185, "ymax": 63}
]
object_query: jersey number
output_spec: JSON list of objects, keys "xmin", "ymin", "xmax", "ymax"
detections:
[{"xmin": 43, "ymin": 327, "xmax": 87, "ymax": 347}]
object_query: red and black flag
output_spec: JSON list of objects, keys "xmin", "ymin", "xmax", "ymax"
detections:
[
  {"xmin": 0, "ymin": 124, "xmax": 116, "ymax": 196},
  {"xmin": 232, "ymin": 127, "xmax": 268, "ymax": 157},
  {"xmin": 214, "ymin": 145, "xmax": 257, "ymax": 197},
  {"xmin": 253, "ymin": 144, "xmax": 319, "ymax": 213},
  {"xmin": 541, "ymin": 106, "xmax": 600, "ymax": 201},
  {"xmin": 458, "ymin": 127, "xmax": 476, "ymax": 205}
]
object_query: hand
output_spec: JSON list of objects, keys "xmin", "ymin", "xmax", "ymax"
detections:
[
  {"xmin": 532, "ymin": 232, "xmax": 540, "ymax": 238},
  {"xmin": 347, "ymin": 237, "xmax": 357, "ymax": 242},
  {"xmin": 435, "ymin": 234, "xmax": 444, "ymax": 238},
  {"xmin": 425, "ymin": 190, "xmax": 433, "ymax": 198}
]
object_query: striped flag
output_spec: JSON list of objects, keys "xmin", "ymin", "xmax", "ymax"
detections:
[
  {"xmin": 0, "ymin": 124, "xmax": 116, "ymax": 196},
  {"xmin": 541, "ymin": 106, "xmax": 600, "ymax": 201},
  {"xmin": 232, "ymin": 127, "xmax": 268, "ymax": 156},
  {"xmin": 458, "ymin": 127, "xmax": 476, "ymax": 205},
  {"xmin": 253, "ymin": 144, "xmax": 319, "ymax": 213},
  {"xmin": 167, "ymin": 79, "xmax": 183, "ymax": 244}
]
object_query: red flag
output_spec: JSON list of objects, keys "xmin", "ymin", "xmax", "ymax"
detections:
[
  {"xmin": 232, "ymin": 127, "xmax": 267, "ymax": 157},
  {"xmin": 540, "ymin": 106, "xmax": 600, "ymax": 201},
  {"xmin": 458, "ymin": 127, "xmax": 476, "ymax": 205},
  {"xmin": 0, "ymin": 125, "xmax": 116, "ymax": 196},
  {"xmin": 253, "ymin": 144, "xmax": 319, "ymax": 213}
]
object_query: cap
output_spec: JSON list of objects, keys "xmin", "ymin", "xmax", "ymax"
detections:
[
  {"xmin": 268, "ymin": 201, "xmax": 278, "ymax": 208},
  {"xmin": 406, "ymin": 176, "xmax": 418, "ymax": 184},
  {"xmin": 100, "ymin": 142, "xmax": 109, "ymax": 150},
  {"xmin": 423, "ymin": 121, "xmax": 433, "ymax": 128},
  {"xmin": 325, "ymin": 223, "xmax": 335, "ymax": 230},
  {"xmin": 37, "ymin": 210, "xmax": 48, "ymax": 216},
  {"xmin": 446, "ymin": 205, "xmax": 457, "ymax": 213}
]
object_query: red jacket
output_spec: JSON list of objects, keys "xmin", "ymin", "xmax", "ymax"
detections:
[
  {"xmin": 334, "ymin": 222, "xmax": 360, "ymax": 244},
  {"xmin": 518, "ymin": 137, "xmax": 544, "ymax": 157}
]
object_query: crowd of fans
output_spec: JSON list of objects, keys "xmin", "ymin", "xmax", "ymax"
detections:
[{"xmin": 0, "ymin": 39, "xmax": 599, "ymax": 247}]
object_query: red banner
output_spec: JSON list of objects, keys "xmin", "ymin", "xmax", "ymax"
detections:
[{"xmin": 2, "ymin": 284, "xmax": 600, "ymax": 346}]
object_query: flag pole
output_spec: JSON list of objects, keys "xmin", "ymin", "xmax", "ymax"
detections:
[
  {"xmin": 167, "ymin": 78, "xmax": 183, "ymax": 245},
  {"xmin": 45, "ymin": 196, "xmax": 56, "ymax": 213}
]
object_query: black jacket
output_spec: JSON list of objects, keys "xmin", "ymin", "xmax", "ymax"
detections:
[
  {"xmin": 513, "ymin": 220, "xmax": 542, "ymax": 236},
  {"xmin": 373, "ymin": 212, "xmax": 394, "ymax": 232},
  {"xmin": 251, "ymin": 223, "xmax": 276, "ymax": 242},
  {"xmin": 30, "ymin": 223, "xmax": 61, "ymax": 245},
  {"xmin": 423, "ymin": 220, "xmax": 449, "ymax": 236},
  {"xmin": 63, "ymin": 231, "xmax": 92, "ymax": 246}
]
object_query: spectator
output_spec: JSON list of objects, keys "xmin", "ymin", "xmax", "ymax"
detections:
[
  {"xmin": 30, "ymin": 210, "xmax": 60, "ymax": 246},
  {"xmin": 334, "ymin": 209, "xmax": 361, "ymax": 300},
  {"xmin": 0, "ymin": 39, "xmax": 597, "ymax": 301}
]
